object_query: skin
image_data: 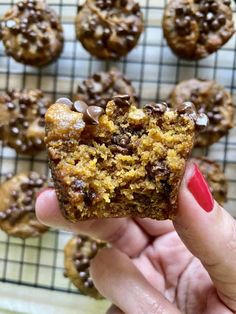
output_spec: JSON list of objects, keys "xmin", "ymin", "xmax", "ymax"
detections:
[{"xmin": 36, "ymin": 163, "xmax": 236, "ymax": 314}]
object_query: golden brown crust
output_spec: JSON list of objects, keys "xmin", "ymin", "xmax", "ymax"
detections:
[
  {"xmin": 0, "ymin": 172, "xmax": 49, "ymax": 239},
  {"xmin": 163, "ymin": 0, "xmax": 234, "ymax": 60},
  {"xmin": 0, "ymin": 0, "xmax": 64, "ymax": 66},
  {"xmin": 45, "ymin": 97, "xmax": 204, "ymax": 222},
  {"xmin": 75, "ymin": 0, "xmax": 144, "ymax": 59}
]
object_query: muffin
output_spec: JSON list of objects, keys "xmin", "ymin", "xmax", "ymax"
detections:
[
  {"xmin": 45, "ymin": 96, "xmax": 208, "ymax": 222},
  {"xmin": 169, "ymin": 79, "xmax": 234, "ymax": 147},
  {"xmin": 0, "ymin": 0, "xmax": 64, "ymax": 66},
  {"xmin": 75, "ymin": 0, "xmax": 144, "ymax": 59},
  {"xmin": 163, "ymin": 0, "xmax": 234, "ymax": 60}
]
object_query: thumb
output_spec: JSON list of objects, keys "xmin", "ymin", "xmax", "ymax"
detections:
[
  {"xmin": 90, "ymin": 247, "xmax": 180, "ymax": 314},
  {"xmin": 174, "ymin": 163, "xmax": 236, "ymax": 311}
]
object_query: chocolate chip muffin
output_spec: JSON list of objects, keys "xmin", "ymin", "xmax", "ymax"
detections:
[
  {"xmin": 45, "ymin": 96, "xmax": 208, "ymax": 222},
  {"xmin": 0, "ymin": 89, "xmax": 51, "ymax": 155},
  {"xmin": 163, "ymin": 0, "xmax": 234, "ymax": 60},
  {"xmin": 0, "ymin": 172, "xmax": 49, "ymax": 239},
  {"xmin": 190, "ymin": 157, "xmax": 228, "ymax": 205},
  {"xmin": 64, "ymin": 235, "xmax": 106, "ymax": 299},
  {"xmin": 75, "ymin": 0, "xmax": 144, "ymax": 59},
  {"xmin": 74, "ymin": 69, "xmax": 138, "ymax": 108},
  {"xmin": 0, "ymin": 0, "xmax": 64, "ymax": 66},
  {"xmin": 169, "ymin": 79, "xmax": 234, "ymax": 147}
]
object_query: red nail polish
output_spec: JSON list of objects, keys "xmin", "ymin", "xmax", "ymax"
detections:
[{"xmin": 188, "ymin": 164, "xmax": 214, "ymax": 212}]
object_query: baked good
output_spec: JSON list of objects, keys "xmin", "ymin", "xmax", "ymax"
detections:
[
  {"xmin": 0, "ymin": 0, "xmax": 64, "ymax": 66},
  {"xmin": 169, "ymin": 79, "xmax": 234, "ymax": 147},
  {"xmin": 75, "ymin": 0, "xmax": 144, "ymax": 59},
  {"xmin": 162, "ymin": 0, "xmax": 234, "ymax": 60},
  {"xmin": 191, "ymin": 157, "xmax": 228, "ymax": 205},
  {"xmin": 45, "ymin": 96, "xmax": 208, "ymax": 222},
  {"xmin": 0, "ymin": 172, "xmax": 49, "ymax": 239},
  {"xmin": 74, "ymin": 69, "xmax": 138, "ymax": 108},
  {"xmin": 64, "ymin": 235, "xmax": 106, "ymax": 299},
  {"xmin": 0, "ymin": 89, "xmax": 51, "ymax": 155}
]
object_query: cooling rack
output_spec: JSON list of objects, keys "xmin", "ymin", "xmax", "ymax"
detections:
[{"xmin": 0, "ymin": 0, "xmax": 235, "ymax": 295}]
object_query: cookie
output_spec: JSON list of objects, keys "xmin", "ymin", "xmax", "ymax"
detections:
[
  {"xmin": 75, "ymin": 0, "xmax": 144, "ymax": 59},
  {"xmin": 45, "ymin": 96, "xmax": 208, "ymax": 222},
  {"xmin": 64, "ymin": 235, "xmax": 106, "ymax": 299},
  {"xmin": 74, "ymin": 69, "xmax": 138, "ymax": 108},
  {"xmin": 190, "ymin": 157, "xmax": 228, "ymax": 205},
  {"xmin": 0, "ymin": 89, "xmax": 51, "ymax": 155},
  {"xmin": 162, "ymin": 0, "xmax": 234, "ymax": 60},
  {"xmin": 0, "ymin": 172, "xmax": 49, "ymax": 239},
  {"xmin": 0, "ymin": 0, "xmax": 64, "ymax": 66},
  {"xmin": 169, "ymin": 79, "xmax": 234, "ymax": 147}
]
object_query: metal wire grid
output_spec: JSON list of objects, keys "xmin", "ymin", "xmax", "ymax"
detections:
[{"xmin": 0, "ymin": 0, "xmax": 235, "ymax": 294}]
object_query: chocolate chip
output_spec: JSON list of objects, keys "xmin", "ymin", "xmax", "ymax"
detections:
[
  {"xmin": 72, "ymin": 179, "xmax": 85, "ymax": 192},
  {"xmin": 83, "ymin": 106, "xmax": 104, "ymax": 125},
  {"xmin": 79, "ymin": 271, "xmax": 88, "ymax": 280},
  {"xmin": 55, "ymin": 98, "xmax": 73, "ymax": 107},
  {"xmin": 84, "ymin": 278, "xmax": 94, "ymax": 288},
  {"xmin": 177, "ymin": 102, "xmax": 196, "ymax": 114},
  {"xmin": 112, "ymin": 134, "xmax": 130, "ymax": 147},
  {"xmin": 22, "ymin": 197, "xmax": 32, "ymax": 205},
  {"xmin": 73, "ymin": 100, "xmax": 88, "ymax": 114},
  {"xmin": 210, "ymin": 19, "xmax": 220, "ymax": 31},
  {"xmin": 195, "ymin": 113, "xmax": 209, "ymax": 129},
  {"xmin": 11, "ymin": 127, "xmax": 19, "ymax": 136},
  {"xmin": 84, "ymin": 190, "xmax": 96, "ymax": 206},
  {"xmin": 206, "ymin": 12, "xmax": 214, "ymax": 23},
  {"xmin": 144, "ymin": 102, "xmax": 167, "ymax": 114},
  {"xmin": 218, "ymin": 14, "xmax": 226, "ymax": 25},
  {"xmin": 113, "ymin": 95, "xmax": 131, "ymax": 107},
  {"xmin": 210, "ymin": 2, "xmax": 218, "ymax": 13},
  {"xmin": 6, "ymin": 102, "xmax": 15, "ymax": 110}
]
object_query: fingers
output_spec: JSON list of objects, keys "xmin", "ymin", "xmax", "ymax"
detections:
[
  {"xmin": 135, "ymin": 218, "xmax": 174, "ymax": 237},
  {"xmin": 174, "ymin": 162, "xmax": 236, "ymax": 311},
  {"xmin": 90, "ymin": 247, "xmax": 180, "ymax": 314},
  {"xmin": 35, "ymin": 189, "xmax": 149, "ymax": 257}
]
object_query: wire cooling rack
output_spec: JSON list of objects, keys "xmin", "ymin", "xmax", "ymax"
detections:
[{"xmin": 0, "ymin": 0, "xmax": 235, "ymax": 295}]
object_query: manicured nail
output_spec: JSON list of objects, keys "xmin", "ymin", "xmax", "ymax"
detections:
[{"xmin": 188, "ymin": 164, "xmax": 214, "ymax": 212}]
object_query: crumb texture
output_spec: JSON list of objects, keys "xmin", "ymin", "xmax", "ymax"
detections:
[{"xmin": 45, "ymin": 98, "xmax": 197, "ymax": 222}]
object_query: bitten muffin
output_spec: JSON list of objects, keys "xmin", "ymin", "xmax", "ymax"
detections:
[
  {"xmin": 191, "ymin": 157, "xmax": 228, "ymax": 205},
  {"xmin": 45, "ymin": 96, "xmax": 208, "ymax": 222},
  {"xmin": 0, "ymin": 89, "xmax": 51, "ymax": 155},
  {"xmin": 75, "ymin": 0, "xmax": 144, "ymax": 59},
  {"xmin": 169, "ymin": 79, "xmax": 234, "ymax": 147},
  {"xmin": 0, "ymin": 0, "xmax": 64, "ymax": 66},
  {"xmin": 0, "ymin": 172, "xmax": 49, "ymax": 239},
  {"xmin": 74, "ymin": 69, "xmax": 138, "ymax": 108},
  {"xmin": 64, "ymin": 235, "xmax": 106, "ymax": 299},
  {"xmin": 163, "ymin": 0, "xmax": 234, "ymax": 60}
]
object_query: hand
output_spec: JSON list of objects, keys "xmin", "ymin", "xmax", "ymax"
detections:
[{"xmin": 36, "ymin": 163, "xmax": 236, "ymax": 314}]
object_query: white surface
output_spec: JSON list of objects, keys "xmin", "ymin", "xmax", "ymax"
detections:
[{"xmin": 0, "ymin": 282, "xmax": 110, "ymax": 314}]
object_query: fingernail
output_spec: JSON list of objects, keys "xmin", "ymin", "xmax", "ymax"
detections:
[
  {"xmin": 188, "ymin": 164, "xmax": 214, "ymax": 212},
  {"xmin": 36, "ymin": 187, "xmax": 54, "ymax": 199}
]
